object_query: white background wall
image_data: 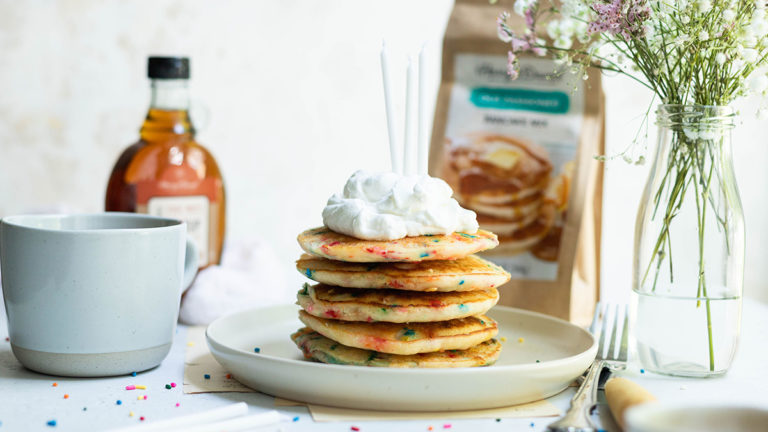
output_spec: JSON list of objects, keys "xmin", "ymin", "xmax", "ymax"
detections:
[{"xmin": 1, "ymin": 0, "xmax": 766, "ymax": 304}]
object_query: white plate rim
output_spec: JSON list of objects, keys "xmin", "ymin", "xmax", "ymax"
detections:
[{"xmin": 206, "ymin": 303, "xmax": 596, "ymax": 375}]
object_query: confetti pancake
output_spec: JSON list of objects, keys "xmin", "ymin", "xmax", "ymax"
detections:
[
  {"xmin": 291, "ymin": 328, "xmax": 501, "ymax": 368},
  {"xmin": 298, "ymin": 310, "xmax": 498, "ymax": 355},
  {"xmin": 297, "ymin": 227, "xmax": 499, "ymax": 262},
  {"xmin": 296, "ymin": 254, "xmax": 510, "ymax": 292},
  {"xmin": 297, "ymin": 284, "xmax": 499, "ymax": 323}
]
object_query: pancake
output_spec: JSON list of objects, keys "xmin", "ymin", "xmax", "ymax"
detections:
[
  {"xmin": 298, "ymin": 310, "xmax": 498, "ymax": 355},
  {"xmin": 449, "ymin": 134, "xmax": 553, "ymax": 198},
  {"xmin": 296, "ymin": 254, "xmax": 510, "ymax": 292},
  {"xmin": 493, "ymin": 203, "xmax": 556, "ymax": 254},
  {"xmin": 291, "ymin": 328, "xmax": 501, "ymax": 368},
  {"xmin": 466, "ymin": 193, "xmax": 543, "ymax": 220},
  {"xmin": 476, "ymin": 212, "xmax": 539, "ymax": 237},
  {"xmin": 465, "ymin": 178, "xmax": 548, "ymax": 205},
  {"xmin": 297, "ymin": 283, "xmax": 499, "ymax": 323},
  {"xmin": 297, "ymin": 227, "xmax": 499, "ymax": 262}
]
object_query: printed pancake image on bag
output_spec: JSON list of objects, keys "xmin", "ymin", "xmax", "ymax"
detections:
[{"xmin": 430, "ymin": 0, "xmax": 604, "ymax": 324}]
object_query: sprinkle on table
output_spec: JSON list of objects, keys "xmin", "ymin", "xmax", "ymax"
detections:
[
  {"xmin": 125, "ymin": 385, "xmax": 136, "ymax": 390},
  {"xmin": 47, "ymin": 419, "xmax": 57, "ymax": 427},
  {"xmin": 530, "ymin": 422, "xmax": 535, "ymax": 427},
  {"xmin": 204, "ymin": 374, "xmax": 211, "ymax": 379},
  {"xmin": 293, "ymin": 416, "xmax": 299, "ymax": 422},
  {"xmin": 165, "ymin": 384, "xmax": 172, "ymax": 389},
  {"xmin": 129, "ymin": 411, "xmax": 134, "ymax": 417},
  {"xmin": 82, "ymin": 407, "xmax": 87, "ymax": 411},
  {"xmin": 253, "ymin": 347, "xmax": 261, "ymax": 353},
  {"xmin": 171, "ymin": 382, "xmax": 177, "ymax": 388},
  {"xmin": 351, "ymin": 427, "xmax": 360, "ymax": 431},
  {"xmin": 175, "ymin": 403, "xmax": 180, "ymax": 407},
  {"xmin": 131, "ymin": 372, "xmax": 137, "ymax": 377},
  {"xmin": 52, "ymin": 383, "xmax": 58, "ymax": 387},
  {"xmin": 140, "ymin": 416, "xmax": 145, "ymax": 421},
  {"xmin": 496, "ymin": 418, "xmax": 501, "ymax": 422},
  {"xmin": 63, "ymin": 394, "xmax": 69, "ymax": 399},
  {"xmin": 135, "ymin": 385, "xmax": 147, "ymax": 390},
  {"xmin": 640, "ymin": 369, "xmax": 645, "ymax": 374},
  {"xmin": 518, "ymin": 337, "xmax": 525, "ymax": 343},
  {"xmin": 443, "ymin": 424, "xmax": 452, "ymax": 429},
  {"xmin": 500, "ymin": 336, "xmax": 507, "ymax": 342},
  {"xmin": 225, "ymin": 374, "xmax": 231, "ymax": 379},
  {"xmin": 428, "ymin": 427, "xmax": 433, "ymax": 431},
  {"xmin": 116, "ymin": 400, "xmax": 122, "ymax": 405},
  {"xmin": 187, "ymin": 342, "xmax": 195, "ymax": 347},
  {"xmin": 4, "ymin": 337, "xmax": 9, "ymax": 342}
]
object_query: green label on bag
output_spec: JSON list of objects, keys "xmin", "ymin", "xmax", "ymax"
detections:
[{"xmin": 469, "ymin": 87, "xmax": 570, "ymax": 114}]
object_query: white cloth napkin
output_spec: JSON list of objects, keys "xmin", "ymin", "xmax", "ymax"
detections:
[{"xmin": 179, "ymin": 238, "xmax": 293, "ymax": 325}]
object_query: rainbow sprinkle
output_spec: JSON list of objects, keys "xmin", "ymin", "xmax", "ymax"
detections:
[
  {"xmin": 166, "ymin": 384, "xmax": 172, "ymax": 389},
  {"xmin": 171, "ymin": 382, "xmax": 177, "ymax": 388},
  {"xmin": 63, "ymin": 394, "xmax": 69, "ymax": 399},
  {"xmin": 131, "ymin": 372, "xmax": 137, "ymax": 377},
  {"xmin": 253, "ymin": 347, "xmax": 261, "ymax": 353},
  {"xmin": 351, "ymin": 427, "xmax": 360, "ymax": 431},
  {"xmin": 47, "ymin": 419, "xmax": 57, "ymax": 427},
  {"xmin": 140, "ymin": 416, "xmax": 145, "ymax": 421},
  {"xmin": 125, "ymin": 385, "xmax": 136, "ymax": 390},
  {"xmin": 518, "ymin": 337, "xmax": 525, "ymax": 343},
  {"xmin": 176, "ymin": 403, "xmax": 181, "ymax": 407},
  {"xmin": 116, "ymin": 400, "xmax": 122, "ymax": 405},
  {"xmin": 204, "ymin": 374, "xmax": 211, "ymax": 379},
  {"xmin": 443, "ymin": 424, "xmax": 452, "ymax": 429},
  {"xmin": 52, "ymin": 383, "xmax": 57, "ymax": 387},
  {"xmin": 293, "ymin": 416, "xmax": 299, "ymax": 422},
  {"xmin": 129, "ymin": 411, "xmax": 134, "ymax": 417}
]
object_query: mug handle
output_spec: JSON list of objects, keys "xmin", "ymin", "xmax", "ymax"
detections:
[{"xmin": 182, "ymin": 238, "xmax": 199, "ymax": 291}]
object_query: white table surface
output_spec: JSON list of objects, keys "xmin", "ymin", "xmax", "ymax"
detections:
[{"xmin": 1, "ymin": 299, "xmax": 766, "ymax": 432}]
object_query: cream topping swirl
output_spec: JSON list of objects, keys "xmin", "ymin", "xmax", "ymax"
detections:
[{"xmin": 322, "ymin": 170, "xmax": 478, "ymax": 240}]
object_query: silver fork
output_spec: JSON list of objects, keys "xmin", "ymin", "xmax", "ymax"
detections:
[{"xmin": 546, "ymin": 304, "xmax": 629, "ymax": 432}]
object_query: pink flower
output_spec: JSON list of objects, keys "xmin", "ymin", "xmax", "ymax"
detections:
[
  {"xmin": 507, "ymin": 51, "xmax": 519, "ymax": 79},
  {"xmin": 589, "ymin": 0, "xmax": 650, "ymax": 39},
  {"xmin": 497, "ymin": 12, "xmax": 513, "ymax": 43}
]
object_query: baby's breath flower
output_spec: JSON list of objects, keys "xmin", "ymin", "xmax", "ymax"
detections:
[
  {"xmin": 723, "ymin": 9, "xmax": 737, "ymax": 22},
  {"xmin": 697, "ymin": 0, "xmax": 712, "ymax": 13},
  {"xmin": 742, "ymin": 48, "xmax": 759, "ymax": 63},
  {"xmin": 748, "ymin": 73, "xmax": 768, "ymax": 93},
  {"xmin": 716, "ymin": 52, "xmax": 727, "ymax": 65}
]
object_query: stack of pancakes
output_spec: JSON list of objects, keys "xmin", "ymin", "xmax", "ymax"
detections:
[
  {"xmin": 290, "ymin": 227, "xmax": 511, "ymax": 368},
  {"xmin": 447, "ymin": 134, "xmax": 570, "ymax": 258}
]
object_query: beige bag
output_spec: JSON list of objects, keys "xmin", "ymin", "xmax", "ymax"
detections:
[{"xmin": 429, "ymin": 0, "xmax": 604, "ymax": 324}]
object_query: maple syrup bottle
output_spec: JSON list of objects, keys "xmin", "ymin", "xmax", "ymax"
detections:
[{"xmin": 106, "ymin": 56, "xmax": 225, "ymax": 269}]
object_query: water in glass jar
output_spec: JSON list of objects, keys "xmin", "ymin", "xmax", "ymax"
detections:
[{"xmin": 631, "ymin": 289, "xmax": 741, "ymax": 377}]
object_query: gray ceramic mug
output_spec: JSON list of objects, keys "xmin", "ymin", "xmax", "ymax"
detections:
[{"xmin": 0, "ymin": 213, "xmax": 197, "ymax": 377}]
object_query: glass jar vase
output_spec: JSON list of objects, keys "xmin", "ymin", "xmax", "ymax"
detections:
[{"xmin": 632, "ymin": 105, "xmax": 745, "ymax": 377}]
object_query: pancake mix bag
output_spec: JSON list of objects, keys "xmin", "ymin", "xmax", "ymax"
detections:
[{"xmin": 430, "ymin": 0, "xmax": 603, "ymax": 324}]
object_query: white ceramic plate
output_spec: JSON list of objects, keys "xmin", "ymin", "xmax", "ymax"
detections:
[{"xmin": 206, "ymin": 304, "xmax": 596, "ymax": 411}]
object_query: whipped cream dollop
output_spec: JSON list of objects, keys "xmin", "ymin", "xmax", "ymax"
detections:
[{"xmin": 322, "ymin": 170, "xmax": 479, "ymax": 240}]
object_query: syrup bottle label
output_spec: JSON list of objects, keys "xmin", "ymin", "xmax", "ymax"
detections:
[{"xmin": 147, "ymin": 195, "xmax": 210, "ymax": 266}]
